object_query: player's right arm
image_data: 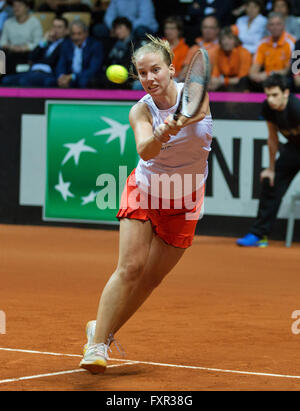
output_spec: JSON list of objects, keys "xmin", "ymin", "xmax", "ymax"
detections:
[
  {"xmin": 129, "ymin": 102, "xmax": 169, "ymax": 161},
  {"xmin": 260, "ymin": 121, "xmax": 279, "ymax": 186}
]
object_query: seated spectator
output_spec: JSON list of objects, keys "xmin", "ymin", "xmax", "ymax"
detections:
[
  {"xmin": 92, "ymin": 0, "xmax": 159, "ymax": 42},
  {"xmin": 231, "ymin": 0, "xmax": 247, "ymax": 22},
  {"xmin": 272, "ymin": 0, "xmax": 300, "ymax": 39},
  {"xmin": 184, "ymin": 0, "xmax": 232, "ymax": 44},
  {"xmin": 1, "ymin": 16, "xmax": 69, "ymax": 86},
  {"xmin": 178, "ymin": 15, "xmax": 220, "ymax": 82},
  {"xmin": 152, "ymin": 0, "xmax": 187, "ymax": 32},
  {"xmin": 265, "ymin": 0, "xmax": 300, "ymax": 14},
  {"xmin": 56, "ymin": 19, "xmax": 103, "ymax": 88},
  {"xmin": 232, "ymin": 0, "xmax": 267, "ymax": 55},
  {"xmin": 187, "ymin": 0, "xmax": 233, "ymax": 27},
  {"xmin": 91, "ymin": 16, "xmax": 134, "ymax": 89},
  {"xmin": 246, "ymin": 12, "xmax": 296, "ymax": 91},
  {"xmin": 208, "ymin": 27, "xmax": 252, "ymax": 91},
  {"xmin": 163, "ymin": 16, "xmax": 189, "ymax": 79},
  {"xmin": 90, "ymin": 0, "xmax": 110, "ymax": 30},
  {"xmin": 0, "ymin": 0, "xmax": 43, "ymax": 74},
  {"xmin": 0, "ymin": 1, "xmax": 13, "ymax": 35},
  {"xmin": 38, "ymin": 0, "xmax": 91, "ymax": 14}
]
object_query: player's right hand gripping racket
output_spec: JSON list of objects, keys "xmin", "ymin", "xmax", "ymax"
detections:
[{"xmin": 173, "ymin": 48, "xmax": 211, "ymax": 121}]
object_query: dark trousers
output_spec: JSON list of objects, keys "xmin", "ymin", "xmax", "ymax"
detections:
[
  {"xmin": 251, "ymin": 143, "xmax": 300, "ymax": 237},
  {"xmin": 1, "ymin": 71, "xmax": 57, "ymax": 87}
]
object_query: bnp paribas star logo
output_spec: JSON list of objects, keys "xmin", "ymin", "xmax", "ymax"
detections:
[
  {"xmin": 55, "ymin": 138, "xmax": 98, "ymax": 203},
  {"xmin": 45, "ymin": 102, "xmax": 137, "ymax": 222},
  {"xmin": 52, "ymin": 114, "xmax": 131, "ymax": 209},
  {"xmin": 94, "ymin": 117, "xmax": 130, "ymax": 156}
]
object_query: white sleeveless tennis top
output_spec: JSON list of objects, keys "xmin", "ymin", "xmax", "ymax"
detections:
[{"xmin": 135, "ymin": 82, "xmax": 213, "ymax": 202}]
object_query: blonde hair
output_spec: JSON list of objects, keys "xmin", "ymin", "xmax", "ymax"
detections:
[{"xmin": 131, "ymin": 34, "xmax": 174, "ymax": 77}]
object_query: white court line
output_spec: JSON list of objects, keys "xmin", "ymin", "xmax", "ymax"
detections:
[
  {"xmin": 1, "ymin": 347, "xmax": 300, "ymax": 382},
  {"xmin": 0, "ymin": 369, "xmax": 85, "ymax": 385},
  {"xmin": 0, "ymin": 347, "xmax": 82, "ymax": 358},
  {"xmin": 0, "ymin": 362, "xmax": 136, "ymax": 385}
]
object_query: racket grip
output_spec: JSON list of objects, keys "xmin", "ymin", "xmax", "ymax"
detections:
[{"xmin": 173, "ymin": 103, "xmax": 181, "ymax": 121}]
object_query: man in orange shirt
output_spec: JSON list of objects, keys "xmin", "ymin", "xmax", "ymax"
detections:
[
  {"xmin": 246, "ymin": 12, "xmax": 296, "ymax": 91},
  {"xmin": 177, "ymin": 15, "xmax": 219, "ymax": 82},
  {"xmin": 208, "ymin": 27, "xmax": 252, "ymax": 91}
]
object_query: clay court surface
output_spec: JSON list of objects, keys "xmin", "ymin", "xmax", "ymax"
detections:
[{"xmin": 1, "ymin": 223, "xmax": 300, "ymax": 391}]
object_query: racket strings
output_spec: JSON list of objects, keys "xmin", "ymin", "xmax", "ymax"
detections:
[{"xmin": 181, "ymin": 50, "xmax": 210, "ymax": 118}]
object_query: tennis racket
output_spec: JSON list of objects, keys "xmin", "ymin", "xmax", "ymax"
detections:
[{"xmin": 174, "ymin": 48, "xmax": 211, "ymax": 120}]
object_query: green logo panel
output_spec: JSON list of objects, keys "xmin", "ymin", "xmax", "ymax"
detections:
[{"xmin": 44, "ymin": 101, "xmax": 139, "ymax": 223}]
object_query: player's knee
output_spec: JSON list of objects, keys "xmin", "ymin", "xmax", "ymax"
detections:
[{"xmin": 118, "ymin": 261, "xmax": 144, "ymax": 283}]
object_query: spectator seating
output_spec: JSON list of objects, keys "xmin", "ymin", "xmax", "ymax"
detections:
[
  {"xmin": 62, "ymin": 11, "xmax": 91, "ymax": 27},
  {"xmin": 32, "ymin": 12, "xmax": 56, "ymax": 34}
]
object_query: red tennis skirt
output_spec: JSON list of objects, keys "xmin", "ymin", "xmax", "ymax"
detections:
[{"xmin": 116, "ymin": 169, "xmax": 205, "ymax": 249}]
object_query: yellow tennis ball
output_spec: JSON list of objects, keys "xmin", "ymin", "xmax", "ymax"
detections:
[{"xmin": 106, "ymin": 65, "xmax": 128, "ymax": 84}]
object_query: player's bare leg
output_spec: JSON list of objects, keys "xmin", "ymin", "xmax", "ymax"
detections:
[
  {"xmin": 80, "ymin": 219, "xmax": 185, "ymax": 373},
  {"xmin": 80, "ymin": 219, "xmax": 153, "ymax": 373},
  {"xmin": 93, "ymin": 218, "xmax": 154, "ymax": 344},
  {"xmin": 110, "ymin": 234, "xmax": 185, "ymax": 336}
]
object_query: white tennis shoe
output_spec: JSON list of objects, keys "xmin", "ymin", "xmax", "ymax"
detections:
[
  {"xmin": 80, "ymin": 343, "xmax": 109, "ymax": 374},
  {"xmin": 83, "ymin": 320, "xmax": 96, "ymax": 355},
  {"xmin": 80, "ymin": 320, "xmax": 125, "ymax": 373}
]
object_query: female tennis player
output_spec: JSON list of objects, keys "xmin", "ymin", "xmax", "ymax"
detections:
[{"xmin": 80, "ymin": 35, "xmax": 213, "ymax": 374}]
